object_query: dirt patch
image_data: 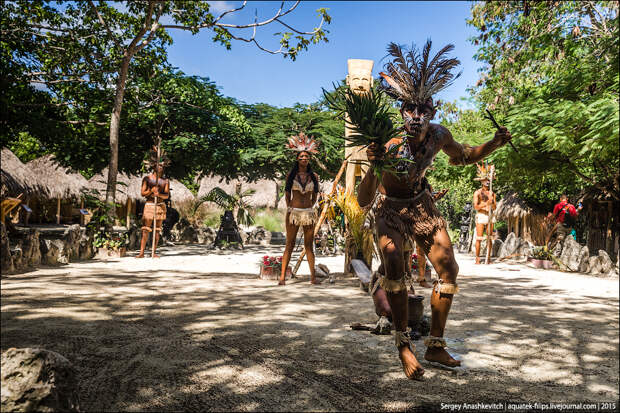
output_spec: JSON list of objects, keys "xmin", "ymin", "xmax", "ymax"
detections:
[{"xmin": 2, "ymin": 246, "xmax": 618, "ymax": 411}]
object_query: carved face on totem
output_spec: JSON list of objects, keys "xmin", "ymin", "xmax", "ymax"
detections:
[
  {"xmin": 346, "ymin": 59, "xmax": 374, "ymax": 94},
  {"xmin": 400, "ymin": 100, "xmax": 436, "ymax": 137}
]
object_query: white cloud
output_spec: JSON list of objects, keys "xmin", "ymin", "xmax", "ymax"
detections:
[{"xmin": 209, "ymin": 1, "xmax": 238, "ymax": 15}]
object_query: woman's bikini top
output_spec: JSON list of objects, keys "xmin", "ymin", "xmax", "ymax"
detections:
[{"xmin": 291, "ymin": 174, "xmax": 315, "ymax": 194}]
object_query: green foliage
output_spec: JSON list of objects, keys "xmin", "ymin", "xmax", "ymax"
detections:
[
  {"xmin": 239, "ymin": 102, "xmax": 345, "ymax": 181},
  {"xmin": 253, "ymin": 209, "xmax": 285, "ymax": 232},
  {"xmin": 467, "ymin": 1, "xmax": 619, "ymax": 203},
  {"xmin": 202, "ymin": 186, "xmax": 255, "ymax": 227},
  {"xmin": 202, "ymin": 211, "xmax": 222, "ymax": 228},
  {"xmin": 8, "ymin": 132, "xmax": 47, "ymax": 163}
]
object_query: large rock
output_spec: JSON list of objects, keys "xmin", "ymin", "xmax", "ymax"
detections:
[
  {"xmin": 470, "ymin": 238, "xmax": 503, "ymax": 258},
  {"xmin": 552, "ymin": 237, "xmax": 563, "ymax": 258},
  {"xmin": 598, "ymin": 250, "xmax": 614, "ymax": 275},
  {"xmin": 559, "ymin": 237, "xmax": 582, "ymax": 271},
  {"xmin": 492, "ymin": 238, "xmax": 503, "ymax": 257},
  {"xmin": 589, "ymin": 256, "xmax": 603, "ymax": 275},
  {"xmin": 269, "ymin": 231, "xmax": 284, "ymax": 245},
  {"xmin": 1, "ymin": 348, "xmax": 80, "ymax": 412},
  {"xmin": 78, "ymin": 228, "xmax": 94, "ymax": 260},
  {"xmin": 39, "ymin": 239, "xmax": 66, "ymax": 266},
  {"xmin": 498, "ymin": 232, "xmax": 520, "ymax": 258},
  {"xmin": 577, "ymin": 246, "xmax": 590, "ymax": 273},
  {"xmin": 196, "ymin": 227, "xmax": 216, "ymax": 245},
  {"xmin": 245, "ymin": 227, "xmax": 272, "ymax": 246},
  {"xmin": 1, "ymin": 223, "xmax": 14, "ymax": 274},
  {"xmin": 170, "ymin": 219, "xmax": 198, "ymax": 243},
  {"xmin": 62, "ymin": 224, "xmax": 81, "ymax": 262}
]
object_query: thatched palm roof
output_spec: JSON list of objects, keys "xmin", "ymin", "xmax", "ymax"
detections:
[
  {"xmin": 495, "ymin": 192, "xmax": 533, "ymax": 219},
  {"xmin": 169, "ymin": 179, "xmax": 195, "ymax": 205},
  {"xmin": 89, "ymin": 170, "xmax": 195, "ymax": 206},
  {"xmin": 87, "ymin": 168, "xmax": 137, "ymax": 204},
  {"xmin": 27, "ymin": 155, "xmax": 88, "ymax": 200},
  {"xmin": 1, "ymin": 147, "xmax": 40, "ymax": 198}
]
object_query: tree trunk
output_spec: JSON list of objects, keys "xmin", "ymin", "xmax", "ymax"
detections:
[
  {"xmin": 274, "ymin": 181, "xmax": 281, "ymax": 209},
  {"xmin": 105, "ymin": 54, "xmax": 132, "ymax": 220}
]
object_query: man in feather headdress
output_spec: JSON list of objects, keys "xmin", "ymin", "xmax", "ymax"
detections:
[
  {"xmin": 357, "ymin": 40, "xmax": 512, "ymax": 379},
  {"xmin": 136, "ymin": 147, "xmax": 170, "ymax": 258},
  {"xmin": 473, "ymin": 163, "xmax": 497, "ymax": 264}
]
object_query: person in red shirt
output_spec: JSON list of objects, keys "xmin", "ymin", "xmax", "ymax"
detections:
[{"xmin": 552, "ymin": 194, "xmax": 582, "ymax": 242}]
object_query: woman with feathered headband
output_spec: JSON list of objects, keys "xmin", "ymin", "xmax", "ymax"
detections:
[
  {"xmin": 355, "ymin": 39, "xmax": 513, "ymax": 379},
  {"xmin": 278, "ymin": 132, "xmax": 321, "ymax": 286}
]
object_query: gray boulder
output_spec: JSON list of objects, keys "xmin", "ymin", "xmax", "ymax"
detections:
[
  {"xmin": 598, "ymin": 250, "xmax": 614, "ymax": 275},
  {"xmin": 492, "ymin": 238, "xmax": 503, "ymax": 257},
  {"xmin": 62, "ymin": 224, "xmax": 81, "ymax": 262},
  {"xmin": 588, "ymin": 256, "xmax": 603, "ymax": 275},
  {"xmin": 196, "ymin": 227, "xmax": 216, "ymax": 245},
  {"xmin": 552, "ymin": 237, "xmax": 563, "ymax": 258},
  {"xmin": 1, "ymin": 347, "xmax": 80, "ymax": 412},
  {"xmin": 171, "ymin": 219, "xmax": 198, "ymax": 243},
  {"xmin": 498, "ymin": 232, "xmax": 520, "ymax": 258},
  {"xmin": 78, "ymin": 229, "xmax": 94, "ymax": 260},
  {"xmin": 577, "ymin": 246, "xmax": 590, "ymax": 273},
  {"xmin": 39, "ymin": 238, "xmax": 66, "ymax": 266},
  {"xmin": 1, "ymin": 223, "xmax": 14, "ymax": 274},
  {"xmin": 559, "ymin": 237, "xmax": 582, "ymax": 272}
]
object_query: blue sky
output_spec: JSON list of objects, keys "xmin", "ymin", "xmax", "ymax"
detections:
[{"xmin": 166, "ymin": 1, "xmax": 483, "ymax": 108}]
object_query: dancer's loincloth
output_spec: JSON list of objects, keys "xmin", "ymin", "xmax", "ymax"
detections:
[
  {"xmin": 375, "ymin": 189, "xmax": 446, "ymax": 247},
  {"xmin": 287, "ymin": 207, "xmax": 317, "ymax": 227},
  {"xmin": 475, "ymin": 212, "xmax": 495, "ymax": 225},
  {"xmin": 143, "ymin": 202, "xmax": 166, "ymax": 221}
]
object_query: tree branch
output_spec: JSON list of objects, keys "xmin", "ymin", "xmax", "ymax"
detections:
[
  {"xmin": 87, "ymin": 0, "xmax": 122, "ymax": 49},
  {"xmin": 212, "ymin": 1, "xmax": 248, "ymax": 24},
  {"xmin": 126, "ymin": 0, "xmax": 156, "ymax": 56},
  {"xmin": 134, "ymin": 1, "xmax": 164, "ymax": 54}
]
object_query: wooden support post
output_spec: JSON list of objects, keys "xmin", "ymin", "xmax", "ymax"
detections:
[
  {"xmin": 80, "ymin": 198, "xmax": 85, "ymax": 226},
  {"xmin": 292, "ymin": 159, "xmax": 348, "ymax": 276},
  {"xmin": 56, "ymin": 198, "xmax": 61, "ymax": 224},
  {"xmin": 126, "ymin": 198, "xmax": 131, "ymax": 229}
]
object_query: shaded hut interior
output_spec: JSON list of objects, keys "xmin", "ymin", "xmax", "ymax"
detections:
[{"xmin": 579, "ymin": 187, "xmax": 619, "ymax": 259}]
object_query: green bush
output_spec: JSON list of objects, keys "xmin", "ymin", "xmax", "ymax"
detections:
[
  {"xmin": 203, "ymin": 210, "xmax": 222, "ymax": 228},
  {"xmin": 253, "ymin": 208, "xmax": 284, "ymax": 232}
]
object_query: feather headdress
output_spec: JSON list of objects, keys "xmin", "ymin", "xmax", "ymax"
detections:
[
  {"xmin": 286, "ymin": 132, "xmax": 319, "ymax": 154},
  {"xmin": 378, "ymin": 39, "xmax": 462, "ymax": 106},
  {"xmin": 143, "ymin": 145, "xmax": 171, "ymax": 169},
  {"xmin": 474, "ymin": 162, "xmax": 495, "ymax": 181}
]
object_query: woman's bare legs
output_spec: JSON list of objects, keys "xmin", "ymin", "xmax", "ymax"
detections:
[{"xmin": 279, "ymin": 212, "xmax": 299, "ymax": 285}]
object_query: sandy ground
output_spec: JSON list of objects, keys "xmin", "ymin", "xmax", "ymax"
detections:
[{"xmin": 1, "ymin": 244, "xmax": 618, "ymax": 411}]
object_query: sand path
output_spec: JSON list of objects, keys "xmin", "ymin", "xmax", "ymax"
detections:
[{"xmin": 1, "ymin": 245, "xmax": 618, "ymax": 411}]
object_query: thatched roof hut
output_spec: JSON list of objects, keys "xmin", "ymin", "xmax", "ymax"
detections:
[
  {"xmin": 1, "ymin": 147, "xmax": 40, "ymax": 198},
  {"xmin": 27, "ymin": 155, "xmax": 88, "ymax": 200},
  {"xmin": 87, "ymin": 168, "xmax": 139, "ymax": 204},
  {"xmin": 169, "ymin": 179, "xmax": 195, "ymax": 205},
  {"xmin": 495, "ymin": 192, "xmax": 547, "ymax": 244},
  {"xmin": 495, "ymin": 192, "xmax": 532, "ymax": 219},
  {"xmin": 198, "ymin": 176, "xmax": 279, "ymax": 208}
]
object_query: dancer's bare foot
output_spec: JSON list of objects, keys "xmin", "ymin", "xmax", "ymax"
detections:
[
  {"xmin": 475, "ymin": 257, "xmax": 481, "ymax": 265},
  {"xmin": 310, "ymin": 278, "xmax": 322, "ymax": 285},
  {"xmin": 278, "ymin": 279, "xmax": 286, "ymax": 286},
  {"xmin": 136, "ymin": 253, "xmax": 145, "ymax": 259},
  {"xmin": 152, "ymin": 253, "xmax": 160, "ymax": 258},
  {"xmin": 418, "ymin": 279, "xmax": 432, "ymax": 288},
  {"xmin": 424, "ymin": 347, "xmax": 461, "ymax": 367},
  {"xmin": 398, "ymin": 346, "xmax": 425, "ymax": 380}
]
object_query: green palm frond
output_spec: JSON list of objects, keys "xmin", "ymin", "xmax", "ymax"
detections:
[{"xmin": 203, "ymin": 187, "xmax": 235, "ymax": 210}]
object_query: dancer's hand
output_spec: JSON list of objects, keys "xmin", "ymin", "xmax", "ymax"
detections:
[
  {"xmin": 366, "ymin": 141, "xmax": 385, "ymax": 164},
  {"xmin": 494, "ymin": 126, "xmax": 512, "ymax": 146}
]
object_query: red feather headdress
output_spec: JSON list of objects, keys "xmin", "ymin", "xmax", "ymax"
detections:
[{"xmin": 286, "ymin": 132, "xmax": 319, "ymax": 154}]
